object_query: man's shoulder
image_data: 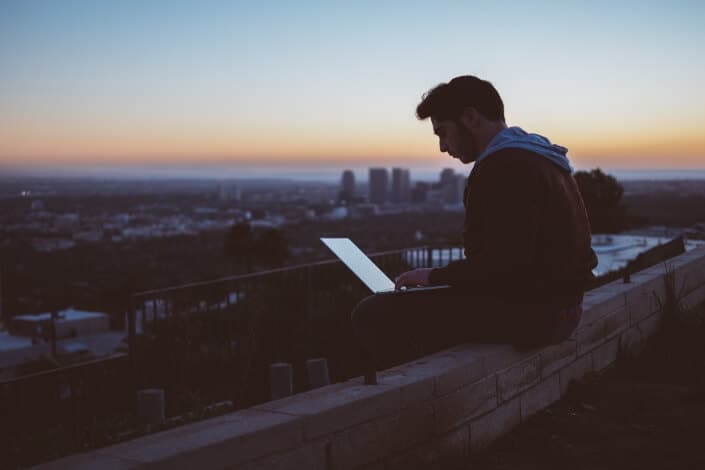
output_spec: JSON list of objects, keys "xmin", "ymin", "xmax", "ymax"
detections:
[
  {"xmin": 479, "ymin": 147, "xmax": 549, "ymax": 168},
  {"xmin": 476, "ymin": 148, "xmax": 565, "ymax": 180},
  {"xmin": 473, "ymin": 148, "xmax": 544, "ymax": 181}
]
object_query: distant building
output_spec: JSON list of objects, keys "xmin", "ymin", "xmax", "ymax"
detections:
[
  {"xmin": 411, "ymin": 182, "xmax": 430, "ymax": 204},
  {"xmin": 73, "ymin": 229, "xmax": 104, "ymax": 243},
  {"xmin": 369, "ymin": 168, "xmax": 389, "ymax": 204},
  {"xmin": 218, "ymin": 184, "xmax": 241, "ymax": 202},
  {"xmin": 31, "ymin": 238, "xmax": 76, "ymax": 253},
  {"xmin": 10, "ymin": 308, "xmax": 109, "ymax": 339},
  {"xmin": 440, "ymin": 168, "xmax": 455, "ymax": 186},
  {"xmin": 454, "ymin": 174, "xmax": 467, "ymax": 204},
  {"xmin": 391, "ymin": 168, "xmax": 411, "ymax": 203},
  {"xmin": 339, "ymin": 170, "xmax": 356, "ymax": 203},
  {"xmin": 30, "ymin": 200, "xmax": 45, "ymax": 211},
  {"xmin": 55, "ymin": 213, "xmax": 80, "ymax": 232},
  {"xmin": 439, "ymin": 169, "xmax": 465, "ymax": 205}
]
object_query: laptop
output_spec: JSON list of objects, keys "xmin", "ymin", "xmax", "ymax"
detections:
[{"xmin": 320, "ymin": 237, "xmax": 449, "ymax": 294}]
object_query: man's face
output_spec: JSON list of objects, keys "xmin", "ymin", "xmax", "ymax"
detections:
[{"xmin": 431, "ymin": 117, "xmax": 477, "ymax": 164}]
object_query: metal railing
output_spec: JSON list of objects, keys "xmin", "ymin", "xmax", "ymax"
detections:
[
  {"xmin": 0, "ymin": 245, "xmax": 465, "ymax": 466},
  {"xmin": 0, "ymin": 354, "xmax": 134, "ymax": 467},
  {"xmin": 127, "ymin": 245, "xmax": 464, "ymax": 409}
]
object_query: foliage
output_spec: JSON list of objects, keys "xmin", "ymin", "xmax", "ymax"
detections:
[
  {"xmin": 224, "ymin": 222, "xmax": 255, "ymax": 272},
  {"xmin": 574, "ymin": 168, "xmax": 626, "ymax": 233},
  {"xmin": 255, "ymin": 228, "xmax": 288, "ymax": 267}
]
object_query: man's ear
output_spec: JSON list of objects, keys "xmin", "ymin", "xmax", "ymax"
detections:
[{"xmin": 459, "ymin": 107, "xmax": 480, "ymax": 129}]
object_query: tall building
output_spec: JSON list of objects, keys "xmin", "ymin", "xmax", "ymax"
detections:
[
  {"xmin": 339, "ymin": 170, "xmax": 356, "ymax": 202},
  {"xmin": 368, "ymin": 168, "xmax": 389, "ymax": 204},
  {"xmin": 391, "ymin": 168, "xmax": 411, "ymax": 203},
  {"xmin": 439, "ymin": 168, "xmax": 463, "ymax": 204},
  {"xmin": 440, "ymin": 168, "xmax": 455, "ymax": 186},
  {"xmin": 411, "ymin": 182, "xmax": 430, "ymax": 204}
]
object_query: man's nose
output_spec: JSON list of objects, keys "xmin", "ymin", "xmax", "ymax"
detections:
[{"xmin": 439, "ymin": 140, "xmax": 447, "ymax": 153}]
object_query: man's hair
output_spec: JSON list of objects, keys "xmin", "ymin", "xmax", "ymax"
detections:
[{"xmin": 416, "ymin": 75, "xmax": 505, "ymax": 123}]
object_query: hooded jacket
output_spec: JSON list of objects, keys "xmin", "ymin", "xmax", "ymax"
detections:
[{"xmin": 428, "ymin": 128, "xmax": 598, "ymax": 307}]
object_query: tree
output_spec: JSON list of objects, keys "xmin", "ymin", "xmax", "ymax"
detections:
[
  {"xmin": 224, "ymin": 222, "xmax": 255, "ymax": 272},
  {"xmin": 574, "ymin": 168, "xmax": 626, "ymax": 233},
  {"xmin": 255, "ymin": 228, "xmax": 288, "ymax": 268}
]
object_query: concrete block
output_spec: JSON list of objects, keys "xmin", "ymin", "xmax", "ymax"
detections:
[
  {"xmin": 603, "ymin": 306, "xmax": 629, "ymax": 339},
  {"xmin": 377, "ymin": 367, "xmax": 435, "ymax": 410},
  {"xmin": 581, "ymin": 282, "xmax": 628, "ymax": 324},
  {"xmin": 98, "ymin": 409, "xmax": 302, "ymax": 469},
  {"xmin": 540, "ymin": 339, "xmax": 577, "ymax": 378},
  {"xmin": 559, "ymin": 354, "xmax": 593, "ymax": 396},
  {"xmin": 496, "ymin": 355, "xmax": 541, "ymax": 402},
  {"xmin": 431, "ymin": 349, "xmax": 487, "ymax": 396},
  {"xmin": 619, "ymin": 326, "xmax": 642, "ymax": 358},
  {"xmin": 469, "ymin": 396, "xmax": 520, "ymax": 451},
  {"xmin": 32, "ymin": 451, "xmax": 140, "ymax": 469},
  {"xmin": 624, "ymin": 273, "xmax": 667, "ymax": 325},
  {"xmin": 638, "ymin": 263, "xmax": 670, "ymax": 277},
  {"xmin": 434, "ymin": 375, "xmax": 497, "ymax": 433},
  {"xmin": 520, "ymin": 374, "xmax": 561, "ymax": 421},
  {"xmin": 256, "ymin": 379, "xmax": 400, "ymax": 440},
  {"xmin": 637, "ymin": 311, "xmax": 663, "ymax": 341},
  {"xmin": 575, "ymin": 317, "xmax": 604, "ymax": 355},
  {"xmin": 592, "ymin": 336, "xmax": 620, "ymax": 371},
  {"xmin": 385, "ymin": 425, "xmax": 468, "ymax": 470},
  {"xmin": 238, "ymin": 440, "xmax": 327, "ymax": 470},
  {"xmin": 455, "ymin": 343, "xmax": 536, "ymax": 375},
  {"xmin": 670, "ymin": 247, "xmax": 705, "ymax": 295},
  {"xmin": 681, "ymin": 283, "xmax": 705, "ymax": 310},
  {"xmin": 329, "ymin": 403, "xmax": 435, "ymax": 470},
  {"xmin": 576, "ymin": 306, "xmax": 628, "ymax": 355},
  {"xmin": 375, "ymin": 348, "xmax": 479, "ymax": 409},
  {"xmin": 627, "ymin": 289, "xmax": 662, "ymax": 325}
]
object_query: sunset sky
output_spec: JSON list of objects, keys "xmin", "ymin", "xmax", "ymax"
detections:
[{"xmin": 1, "ymin": 0, "xmax": 704, "ymax": 177}]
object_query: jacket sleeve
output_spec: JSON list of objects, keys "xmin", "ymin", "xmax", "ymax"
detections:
[{"xmin": 428, "ymin": 152, "xmax": 541, "ymax": 289}]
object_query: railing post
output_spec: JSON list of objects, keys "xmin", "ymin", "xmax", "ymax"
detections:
[
  {"xmin": 364, "ymin": 368, "xmax": 377, "ymax": 385},
  {"xmin": 269, "ymin": 362, "xmax": 293, "ymax": 400},
  {"xmin": 306, "ymin": 358, "xmax": 330, "ymax": 389},
  {"xmin": 128, "ymin": 296, "xmax": 136, "ymax": 366}
]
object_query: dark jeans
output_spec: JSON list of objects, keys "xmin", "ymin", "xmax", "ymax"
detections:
[{"xmin": 351, "ymin": 286, "xmax": 582, "ymax": 371}]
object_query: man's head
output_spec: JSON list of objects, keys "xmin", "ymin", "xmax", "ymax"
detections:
[{"xmin": 416, "ymin": 75, "xmax": 506, "ymax": 163}]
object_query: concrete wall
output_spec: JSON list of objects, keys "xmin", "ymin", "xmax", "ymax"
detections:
[{"xmin": 36, "ymin": 245, "xmax": 705, "ymax": 470}]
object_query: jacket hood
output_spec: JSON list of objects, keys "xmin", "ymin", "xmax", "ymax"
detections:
[{"xmin": 476, "ymin": 126, "xmax": 573, "ymax": 173}]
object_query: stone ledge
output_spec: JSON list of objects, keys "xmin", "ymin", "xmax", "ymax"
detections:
[{"xmin": 35, "ymin": 247, "xmax": 705, "ymax": 470}]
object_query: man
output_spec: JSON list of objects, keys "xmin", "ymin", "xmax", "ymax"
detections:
[{"xmin": 351, "ymin": 75, "xmax": 597, "ymax": 370}]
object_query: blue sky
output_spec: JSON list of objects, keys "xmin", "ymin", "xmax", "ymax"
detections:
[{"xmin": 1, "ymin": 0, "xmax": 704, "ymax": 176}]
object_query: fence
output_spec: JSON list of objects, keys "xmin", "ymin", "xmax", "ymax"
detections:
[
  {"xmin": 127, "ymin": 245, "xmax": 464, "ymax": 411},
  {"xmin": 0, "ymin": 354, "xmax": 133, "ymax": 467}
]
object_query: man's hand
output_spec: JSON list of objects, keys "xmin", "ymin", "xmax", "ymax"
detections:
[{"xmin": 394, "ymin": 268, "xmax": 433, "ymax": 290}]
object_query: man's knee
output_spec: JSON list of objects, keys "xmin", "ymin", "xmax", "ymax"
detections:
[{"xmin": 351, "ymin": 294, "xmax": 389, "ymax": 334}]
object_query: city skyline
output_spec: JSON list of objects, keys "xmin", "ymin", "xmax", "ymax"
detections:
[{"xmin": 1, "ymin": 0, "xmax": 704, "ymax": 173}]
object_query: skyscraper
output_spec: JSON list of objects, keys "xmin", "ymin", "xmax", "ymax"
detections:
[
  {"xmin": 440, "ymin": 168, "xmax": 455, "ymax": 186},
  {"xmin": 339, "ymin": 170, "xmax": 356, "ymax": 203},
  {"xmin": 368, "ymin": 168, "xmax": 389, "ymax": 204},
  {"xmin": 391, "ymin": 168, "xmax": 411, "ymax": 203},
  {"xmin": 440, "ymin": 168, "xmax": 462, "ymax": 204}
]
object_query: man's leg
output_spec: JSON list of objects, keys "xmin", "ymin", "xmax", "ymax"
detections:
[{"xmin": 351, "ymin": 287, "xmax": 518, "ymax": 371}]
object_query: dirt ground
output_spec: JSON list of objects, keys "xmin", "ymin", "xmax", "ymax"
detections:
[{"xmin": 465, "ymin": 303, "xmax": 705, "ymax": 470}]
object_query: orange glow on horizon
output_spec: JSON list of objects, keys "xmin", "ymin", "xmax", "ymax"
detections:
[{"xmin": 1, "ymin": 120, "xmax": 704, "ymax": 170}]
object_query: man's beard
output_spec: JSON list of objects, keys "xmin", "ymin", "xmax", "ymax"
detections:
[{"xmin": 456, "ymin": 124, "xmax": 478, "ymax": 163}]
